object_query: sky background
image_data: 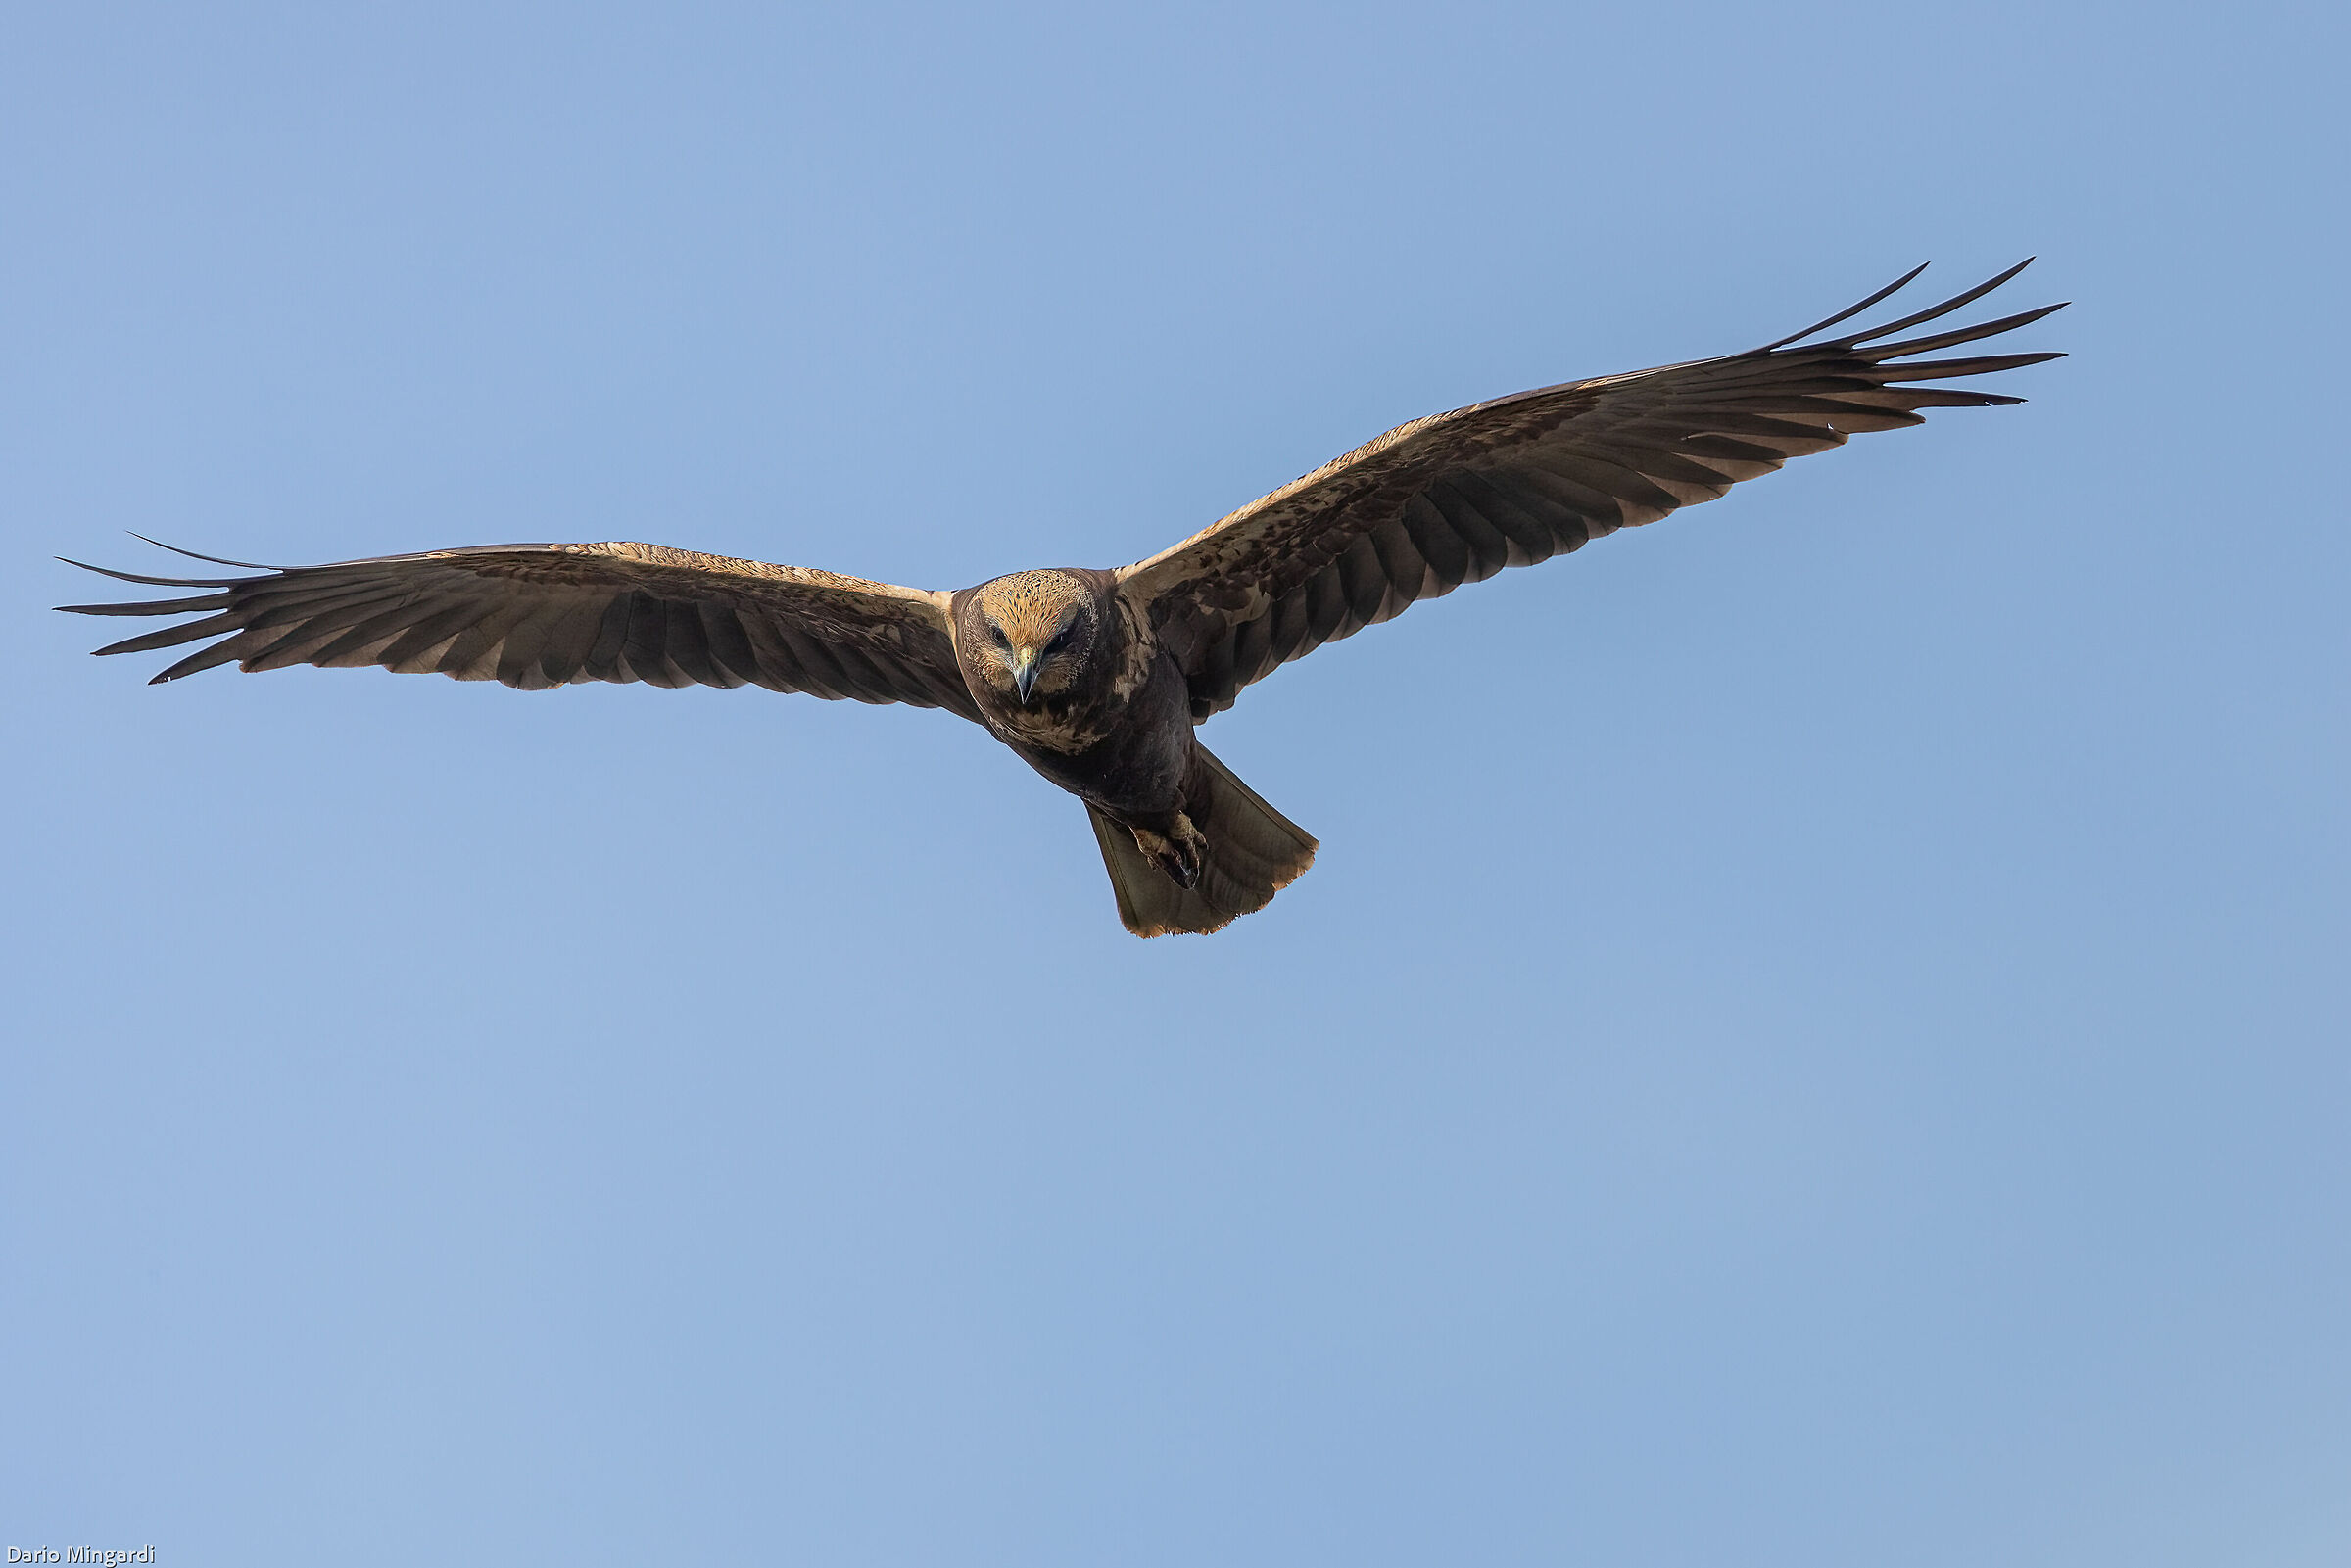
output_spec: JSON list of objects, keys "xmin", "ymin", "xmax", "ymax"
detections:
[{"xmin": 4, "ymin": 2, "xmax": 2345, "ymax": 1564}]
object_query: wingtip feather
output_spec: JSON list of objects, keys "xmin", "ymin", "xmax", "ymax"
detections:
[
  {"xmin": 124, "ymin": 532, "xmax": 284, "ymax": 571},
  {"xmin": 1840, "ymin": 259, "xmax": 2042, "ymax": 347},
  {"xmin": 1754, "ymin": 261, "xmax": 1934, "ymax": 352}
]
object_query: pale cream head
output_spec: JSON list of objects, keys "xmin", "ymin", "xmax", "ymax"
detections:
[{"xmin": 968, "ymin": 570, "xmax": 1100, "ymax": 706}]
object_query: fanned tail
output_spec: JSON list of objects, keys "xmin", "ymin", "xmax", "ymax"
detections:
[{"xmin": 1087, "ymin": 744, "xmax": 1317, "ymax": 937}]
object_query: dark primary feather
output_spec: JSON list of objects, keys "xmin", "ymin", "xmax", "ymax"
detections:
[
  {"xmin": 1118, "ymin": 261, "xmax": 2066, "ymax": 720},
  {"xmin": 59, "ymin": 540, "xmax": 980, "ymax": 718}
]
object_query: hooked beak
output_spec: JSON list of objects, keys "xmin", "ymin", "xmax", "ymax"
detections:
[{"xmin": 1010, "ymin": 645, "xmax": 1040, "ymax": 705}]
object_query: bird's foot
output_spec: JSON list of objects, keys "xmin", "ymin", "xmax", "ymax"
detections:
[{"xmin": 1131, "ymin": 814, "xmax": 1205, "ymax": 889}]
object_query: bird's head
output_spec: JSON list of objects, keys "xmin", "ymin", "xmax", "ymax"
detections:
[{"xmin": 965, "ymin": 570, "xmax": 1103, "ymax": 708}]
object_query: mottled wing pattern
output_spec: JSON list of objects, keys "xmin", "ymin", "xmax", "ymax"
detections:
[
  {"xmin": 1118, "ymin": 261, "xmax": 2065, "ymax": 720},
  {"xmin": 60, "ymin": 540, "xmax": 980, "ymax": 718}
]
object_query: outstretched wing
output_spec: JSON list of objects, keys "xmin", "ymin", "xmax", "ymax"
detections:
[
  {"xmin": 60, "ymin": 539, "xmax": 980, "ymax": 718},
  {"xmin": 1119, "ymin": 261, "xmax": 2065, "ymax": 720}
]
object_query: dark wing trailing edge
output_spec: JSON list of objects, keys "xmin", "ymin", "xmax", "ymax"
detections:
[
  {"xmin": 59, "ymin": 540, "xmax": 980, "ymax": 718},
  {"xmin": 1118, "ymin": 260, "xmax": 2066, "ymax": 720}
]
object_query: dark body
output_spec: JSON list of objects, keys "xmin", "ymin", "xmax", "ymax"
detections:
[
  {"xmin": 948, "ymin": 569, "xmax": 1188, "ymax": 822},
  {"xmin": 944, "ymin": 566, "xmax": 1279, "ymax": 908},
  {"xmin": 60, "ymin": 263, "xmax": 2062, "ymax": 935},
  {"xmin": 971, "ymin": 615, "xmax": 1197, "ymax": 835}
]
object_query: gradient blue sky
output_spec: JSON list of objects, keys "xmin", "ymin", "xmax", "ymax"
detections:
[{"xmin": 5, "ymin": 3, "xmax": 2345, "ymax": 1564}]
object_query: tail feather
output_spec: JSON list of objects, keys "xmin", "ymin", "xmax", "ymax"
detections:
[{"xmin": 1087, "ymin": 744, "xmax": 1318, "ymax": 937}]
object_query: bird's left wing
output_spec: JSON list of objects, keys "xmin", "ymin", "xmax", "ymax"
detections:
[
  {"xmin": 60, "ymin": 540, "xmax": 980, "ymax": 718},
  {"xmin": 1117, "ymin": 261, "xmax": 2064, "ymax": 720}
]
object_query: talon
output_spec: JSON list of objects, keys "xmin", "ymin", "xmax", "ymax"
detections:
[
  {"xmin": 1131, "ymin": 819, "xmax": 1204, "ymax": 889},
  {"xmin": 1169, "ymin": 812, "xmax": 1206, "ymax": 887}
]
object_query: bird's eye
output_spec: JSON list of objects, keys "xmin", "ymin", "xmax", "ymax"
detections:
[
  {"xmin": 1044, "ymin": 628, "xmax": 1072, "ymax": 656},
  {"xmin": 991, "ymin": 626, "xmax": 1011, "ymax": 648}
]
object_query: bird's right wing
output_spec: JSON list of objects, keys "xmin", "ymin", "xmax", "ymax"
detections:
[{"xmin": 60, "ymin": 539, "xmax": 981, "ymax": 718}]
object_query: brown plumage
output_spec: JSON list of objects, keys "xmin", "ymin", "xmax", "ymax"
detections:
[{"xmin": 59, "ymin": 262, "xmax": 2063, "ymax": 936}]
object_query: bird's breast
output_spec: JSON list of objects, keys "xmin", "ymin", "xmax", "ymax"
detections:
[{"xmin": 983, "ymin": 696, "xmax": 1112, "ymax": 756}]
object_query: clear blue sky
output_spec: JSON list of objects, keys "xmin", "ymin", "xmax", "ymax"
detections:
[{"xmin": 4, "ymin": 3, "xmax": 2344, "ymax": 1564}]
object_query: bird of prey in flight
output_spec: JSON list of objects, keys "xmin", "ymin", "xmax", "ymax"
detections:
[{"xmin": 62, "ymin": 261, "xmax": 2062, "ymax": 936}]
